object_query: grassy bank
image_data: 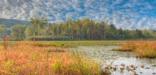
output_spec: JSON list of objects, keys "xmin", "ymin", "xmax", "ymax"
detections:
[
  {"xmin": 32, "ymin": 40, "xmax": 124, "ymax": 47},
  {"xmin": 0, "ymin": 40, "xmax": 124, "ymax": 48},
  {"xmin": 115, "ymin": 41, "xmax": 156, "ymax": 58},
  {"xmin": 0, "ymin": 41, "xmax": 109, "ymax": 75}
]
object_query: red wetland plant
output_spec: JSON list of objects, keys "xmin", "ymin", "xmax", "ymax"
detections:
[{"xmin": 2, "ymin": 35, "xmax": 9, "ymax": 50}]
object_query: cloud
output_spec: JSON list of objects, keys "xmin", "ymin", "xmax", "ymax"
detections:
[{"xmin": 0, "ymin": 0, "xmax": 156, "ymax": 29}]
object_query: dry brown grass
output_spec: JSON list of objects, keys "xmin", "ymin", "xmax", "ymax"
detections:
[{"xmin": 116, "ymin": 41, "xmax": 156, "ymax": 58}]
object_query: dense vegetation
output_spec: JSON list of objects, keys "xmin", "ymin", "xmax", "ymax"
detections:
[
  {"xmin": 0, "ymin": 18, "xmax": 156, "ymax": 41},
  {"xmin": 0, "ymin": 41, "xmax": 106, "ymax": 75}
]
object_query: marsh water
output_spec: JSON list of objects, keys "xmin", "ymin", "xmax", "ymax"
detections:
[{"xmin": 71, "ymin": 46, "xmax": 156, "ymax": 75}]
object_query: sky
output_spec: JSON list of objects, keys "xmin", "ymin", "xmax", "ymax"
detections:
[
  {"xmin": 1, "ymin": 0, "xmax": 156, "ymax": 29},
  {"xmin": 100, "ymin": 0, "xmax": 156, "ymax": 29}
]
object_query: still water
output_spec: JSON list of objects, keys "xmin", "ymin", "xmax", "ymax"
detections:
[{"xmin": 72, "ymin": 46, "xmax": 156, "ymax": 75}]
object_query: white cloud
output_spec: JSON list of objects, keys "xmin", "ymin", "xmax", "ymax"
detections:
[{"xmin": 0, "ymin": 0, "xmax": 156, "ymax": 29}]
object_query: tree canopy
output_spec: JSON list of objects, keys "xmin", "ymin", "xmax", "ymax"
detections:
[{"xmin": 1, "ymin": 18, "xmax": 156, "ymax": 41}]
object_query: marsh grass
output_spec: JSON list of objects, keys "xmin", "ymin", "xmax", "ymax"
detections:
[
  {"xmin": 71, "ymin": 50, "xmax": 102, "ymax": 75},
  {"xmin": 0, "ymin": 41, "xmax": 108, "ymax": 75},
  {"xmin": 115, "ymin": 41, "xmax": 156, "ymax": 58}
]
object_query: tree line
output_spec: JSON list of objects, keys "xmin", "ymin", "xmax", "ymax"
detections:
[{"xmin": 0, "ymin": 18, "xmax": 156, "ymax": 41}]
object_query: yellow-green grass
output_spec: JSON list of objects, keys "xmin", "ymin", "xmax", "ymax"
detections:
[
  {"xmin": 32, "ymin": 40, "xmax": 125, "ymax": 47},
  {"xmin": 0, "ymin": 40, "xmax": 124, "ymax": 47}
]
